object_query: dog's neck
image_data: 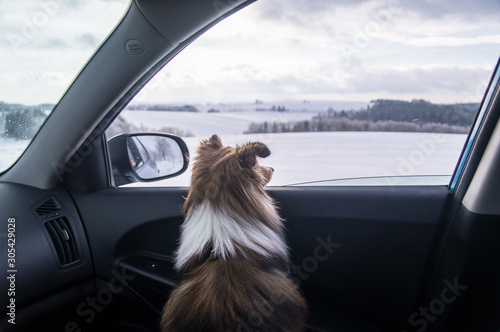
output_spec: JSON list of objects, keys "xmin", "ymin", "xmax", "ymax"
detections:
[{"xmin": 174, "ymin": 202, "xmax": 288, "ymax": 271}]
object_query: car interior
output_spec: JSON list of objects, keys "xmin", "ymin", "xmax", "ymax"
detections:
[{"xmin": 1, "ymin": 0, "xmax": 500, "ymax": 331}]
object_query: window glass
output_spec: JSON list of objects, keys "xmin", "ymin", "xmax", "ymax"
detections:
[
  {"xmin": 107, "ymin": 0, "xmax": 500, "ymax": 187},
  {"xmin": 0, "ymin": 0, "xmax": 130, "ymax": 173}
]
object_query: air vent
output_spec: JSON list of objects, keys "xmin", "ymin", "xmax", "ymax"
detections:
[
  {"xmin": 36, "ymin": 198, "xmax": 60, "ymax": 216},
  {"xmin": 45, "ymin": 217, "xmax": 79, "ymax": 266}
]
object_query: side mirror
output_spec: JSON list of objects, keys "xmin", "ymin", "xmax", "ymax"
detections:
[{"xmin": 108, "ymin": 133, "xmax": 189, "ymax": 186}]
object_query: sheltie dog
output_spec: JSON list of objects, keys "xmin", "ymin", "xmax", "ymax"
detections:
[{"xmin": 161, "ymin": 135, "xmax": 307, "ymax": 332}]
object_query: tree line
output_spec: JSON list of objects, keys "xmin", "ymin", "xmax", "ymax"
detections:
[
  {"xmin": 106, "ymin": 116, "xmax": 194, "ymax": 138},
  {"xmin": 126, "ymin": 104, "xmax": 199, "ymax": 112},
  {"xmin": 0, "ymin": 101, "xmax": 195, "ymax": 140},
  {"xmin": 245, "ymin": 99, "xmax": 479, "ymax": 134}
]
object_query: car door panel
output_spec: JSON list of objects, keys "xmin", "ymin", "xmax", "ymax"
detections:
[
  {"xmin": 421, "ymin": 205, "xmax": 500, "ymax": 332},
  {"xmin": 70, "ymin": 188, "xmax": 186, "ymax": 278},
  {"xmin": 272, "ymin": 187, "xmax": 451, "ymax": 330},
  {"xmin": 68, "ymin": 185, "xmax": 451, "ymax": 331}
]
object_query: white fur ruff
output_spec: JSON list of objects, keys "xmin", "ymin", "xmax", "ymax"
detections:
[{"xmin": 175, "ymin": 203, "xmax": 288, "ymax": 271}]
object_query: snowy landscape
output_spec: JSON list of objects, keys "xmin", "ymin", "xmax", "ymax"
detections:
[
  {"xmin": 116, "ymin": 106, "xmax": 468, "ymax": 187},
  {"xmin": 0, "ymin": 102, "xmax": 469, "ymax": 187},
  {"xmin": 0, "ymin": 138, "xmax": 30, "ymax": 173},
  {"xmin": 155, "ymin": 131, "xmax": 467, "ymax": 187}
]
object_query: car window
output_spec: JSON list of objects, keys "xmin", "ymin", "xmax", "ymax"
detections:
[
  {"xmin": 0, "ymin": 0, "xmax": 130, "ymax": 173},
  {"xmin": 107, "ymin": 0, "xmax": 500, "ymax": 187}
]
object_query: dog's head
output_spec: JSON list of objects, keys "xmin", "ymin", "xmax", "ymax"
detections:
[{"xmin": 185, "ymin": 134, "xmax": 274, "ymax": 214}]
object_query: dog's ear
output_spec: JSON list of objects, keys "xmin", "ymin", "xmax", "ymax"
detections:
[
  {"xmin": 200, "ymin": 134, "xmax": 223, "ymax": 150},
  {"xmin": 238, "ymin": 142, "xmax": 271, "ymax": 168}
]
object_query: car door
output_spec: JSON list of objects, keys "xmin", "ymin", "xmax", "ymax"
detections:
[
  {"xmin": 60, "ymin": 3, "xmax": 500, "ymax": 330},
  {"xmin": 2, "ymin": 1, "xmax": 500, "ymax": 332},
  {"xmin": 59, "ymin": 64, "xmax": 500, "ymax": 332}
]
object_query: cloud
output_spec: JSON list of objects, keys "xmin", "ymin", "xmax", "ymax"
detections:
[
  {"xmin": 77, "ymin": 33, "xmax": 102, "ymax": 48},
  {"xmin": 45, "ymin": 38, "xmax": 69, "ymax": 48},
  {"xmin": 255, "ymin": 0, "xmax": 377, "ymax": 19},
  {"xmin": 346, "ymin": 65, "xmax": 491, "ymax": 95},
  {"xmin": 249, "ymin": 0, "xmax": 500, "ymax": 47},
  {"xmin": 42, "ymin": 71, "xmax": 74, "ymax": 85},
  {"xmin": 401, "ymin": 0, "xmax": 500, "ymax": 20},
  {"xmin": 1, "ymin": 0, "xmax": 498, "ymax": 105},
  {"xmin": 255, "ymin": 0, "xmax": 500, "ymax": 23},
  {"xmin": 0, "ymin": 0, "xmax": 130, "ymax": 104},
  {"xmin": 402, "ymin": 35, "xmax": 500, "ymax": 47}
]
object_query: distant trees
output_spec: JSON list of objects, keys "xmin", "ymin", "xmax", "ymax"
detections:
[
  {"xmin": 2, "ymin": 98, "xmax": 480, "ymax": 140},
  {"xmin": 319, "ymin": 99, "xmax": 478, "ymax": 127},
  {"xmin": 126, "ymin": 104, "xmax": 199, "ymax": 112},
  {"xmin": 157, "ymin": 126, "xmax": 194, "ymax": 137},
  {"xmin": 106, "ymin": 116, "xmax": 194, "ymax": 138},
  {"xmin": 364, "ymin": 99, "xmax": 477, "ymax": 127},
  {"xmin": 270, "ymin": 105, "xmax": 287, "ymax": 112},
  {"xmin": 245, "ymin": 99, "xmax": 478, "ymax": 134},
  {"xmin": 0, "ymin": 102, "xmax": 50, "ymax": 140},
  {"xmin": 155, "ymin": 136, "xmax": 174, "ymax": 161}
]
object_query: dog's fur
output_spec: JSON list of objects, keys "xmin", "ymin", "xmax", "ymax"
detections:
[{"xmin": 160, "ymin": 135, "xmax": 307, "ymax": 332}]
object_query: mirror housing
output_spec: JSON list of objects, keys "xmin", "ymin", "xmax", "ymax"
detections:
[{"xmin": 108, "ymin": 133, "xmax": 189, "ymax": 186}]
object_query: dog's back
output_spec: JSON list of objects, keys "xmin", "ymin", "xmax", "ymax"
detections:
[
  {"xmin": 160, "ymin": 136, "xmax": 307, "ymax": 331},
  {"xmin": 161, "ymin": 257, "xmax": 306, "ymax": 332}
]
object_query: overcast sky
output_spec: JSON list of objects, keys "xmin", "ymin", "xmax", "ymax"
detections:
[{"xmin": 1, "ymin": 0, "xmax": 499, "ymax": 106}]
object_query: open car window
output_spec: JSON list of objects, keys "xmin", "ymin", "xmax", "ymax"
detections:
[{"xmin": 106, "ymin": 0, "xmax": 500, "ymax": 187}]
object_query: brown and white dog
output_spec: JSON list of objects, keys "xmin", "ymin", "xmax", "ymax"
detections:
[{"xmin": 161, "ymin": 135, "xmax": 307, "ymax": 332}]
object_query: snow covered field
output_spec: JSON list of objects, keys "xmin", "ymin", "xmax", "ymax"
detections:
[
  {"xmin": 0, "ymin": 139, "xmax": 30, "ymax": 172},
  {"xmin": 0, "ymin": 109, "xmax": 468, "ymax": 187},
  {"xmin": 120, "ymin": 110, "xmax": 468, "ymax": 186},
  {"xmin": 130, "ymin": 131, "xmax": 467, "ymax": 187}
]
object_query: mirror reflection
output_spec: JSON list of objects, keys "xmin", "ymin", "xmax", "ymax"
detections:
[{"xmin": 126, "ymin": 135, "xmax": 184, "ymax": 180}]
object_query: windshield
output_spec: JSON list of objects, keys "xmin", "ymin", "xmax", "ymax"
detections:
[{"xmin": 0, "ymin": 0, "xmax": 130, "ymax": 173}]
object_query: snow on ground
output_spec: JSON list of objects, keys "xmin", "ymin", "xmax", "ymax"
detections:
[
  {"xmin": 129, "ymin": 131, "xmax": 467, "ymax": 187},
  {"xmin": 0, "ymin": 108, "xmax": 468, "ymax": 187},
  {"xmin": 0, "ymin": 139, "xmax": 30, "ymax": 172},
  {"xmin": 120, "ymin": 110, "xmax": 467, "ymax": 186},
  {"xmin": 192, "ymin": 101, "xmax": 368, "ymax": 113}
]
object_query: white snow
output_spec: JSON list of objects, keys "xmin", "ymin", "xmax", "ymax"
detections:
[
  {"xmin": 0, "ymin": 139, "xmax": 30, "ymax": 173},
  {"xmin": 0, "ymin": 109, "xmax": 469, "ymax": 187},
  {"xmin": 118, "ymin": 109, "xmax": 468, "ymax": 186},
  {"xmin": 127, "ymin": 131, "xmax": 468, "ymax": 187}
]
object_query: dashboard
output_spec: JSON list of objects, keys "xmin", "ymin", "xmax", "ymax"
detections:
[{"xmin": 0, "ymin": 183, "xmax": 93, "ymax": 330}]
